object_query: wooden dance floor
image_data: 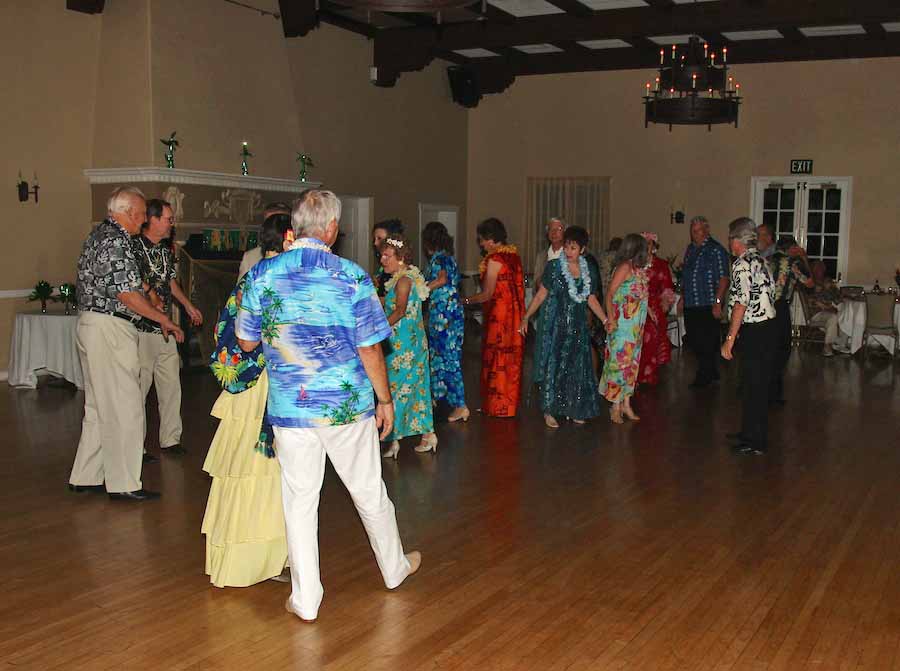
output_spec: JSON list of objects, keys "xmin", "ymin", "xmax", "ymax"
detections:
[{"xmin": 1, "ymin": 345, "xmax": 899, "ymax": 670}]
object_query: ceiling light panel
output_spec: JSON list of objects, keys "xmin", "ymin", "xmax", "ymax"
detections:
[
  {"xmin": 883, "ymin": 22, "xmax": 900, "ymax": 32},
  {"xmin": 514, "ymin": 43, "xmax": 565, "ymax": 54},
  {"xmin": 489, "ymin": 0, "xmax": 564, "ymax": 16},
  {"xmin": 454, "ymin": 48, "xmax": 500, "ymax": 58},
  {"xmin": 578, "ymin": 39, "xmax": 633, "ymax": 49},
  {"xmin": 648, "ymin": 34, "xmax": 693, "ymax": 45},
  {"xmin": 577, "ymin": 0, "xmax": 647, "ymax": 9},
  {"xmin": 799, "ymin": 25, "xmax": 866, "ymax": 37},
  {"xmin": 721, "ymin": 29, "xmax": 784, "ymax": 41}
]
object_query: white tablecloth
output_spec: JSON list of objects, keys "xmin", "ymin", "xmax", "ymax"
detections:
[
  {"xmin": 667, "ymin": 295, "xmax": 685, "ymax": 347},
  {"xmin": 8, "ymin": 312, "xmax": 84, "ymax": 389},
  {"xmin": 837, "ymin": 299, "xmax": 900, "ymax": 354}
]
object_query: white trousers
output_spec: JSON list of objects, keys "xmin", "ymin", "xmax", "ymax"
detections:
[
  {"xmin": 138, "ymin": 331, "xmax": 183, "ymax": 448},
  {"xmin": 809, "ymin": 311, "xmax": 841, "ymax": 346},
  {"xmin": 69, "ymin": 311, "xmax": 144, "ymax": 493},
  {"xmin": 274, "ymin": 418, "xmax": 411, "ymax": 621}
]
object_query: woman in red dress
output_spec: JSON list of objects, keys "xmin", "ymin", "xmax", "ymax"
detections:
[
  {"xmin": 463, "ymin": 218, "xmax": 525, "ymax": 417},
  {"xmin": 637, "ymin": 232, "xmax": 676, "ymax": 386}
]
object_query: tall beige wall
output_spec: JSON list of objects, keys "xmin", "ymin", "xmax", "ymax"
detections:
[
  {"xmin": 466, "ymin": 58, "xmax": 900, "ymax": 285},
  {"xmin": 1, "ymin": 0, "xmax": 467, "ymax": 372}
]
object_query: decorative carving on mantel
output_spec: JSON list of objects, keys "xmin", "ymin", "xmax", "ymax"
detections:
[
  {"xmin": 162, "ymin": 185, "xmax": 186, "ymax": 221},
  {"xmin": 203, "ymin": 189, "xmax": 262, "ymax": 225}
]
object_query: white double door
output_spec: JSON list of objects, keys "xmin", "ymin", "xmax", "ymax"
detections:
[{"xmin": 750, "ymin": 177, "xmax": 853, "ymax": 281}]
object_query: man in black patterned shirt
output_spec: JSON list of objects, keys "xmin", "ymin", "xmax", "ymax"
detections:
[
  {"xmin": 133, "ymin": 199, "xmax": 202, "ymax": 457},
  {"xmin": 69, "ymin": 187, "xmax": 183, "ymax": 501}
]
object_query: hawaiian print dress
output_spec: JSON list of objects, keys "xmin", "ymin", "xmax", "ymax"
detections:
[
  {"xmin": 384, "ymin": 266, "xmax": 435, "ymax": 440},
  {"xmin": 425, "ymin": 251, "xmax": 466, "ymax": 409},
  {"xmin": 599, "ymin": 269, "xmax": 649, "ymax": 404}
]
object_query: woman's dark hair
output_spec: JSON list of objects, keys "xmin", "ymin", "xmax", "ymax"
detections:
[
  {"xmin": 776, "ymin": 235, "xmax": 799, "ymax": 251},
  {"xmin": 607, "ymin": 236, "xmax": 623, "ymax": 252},
  {"xmin": 379, "ymin": 233, "xmax": 414, "ymax": 265},
  {"xmin": 373, "ymin": 218, "xmax": 404, "ymax": 237},
  {"xmin": 614, "ymin": 233, "xmax": 649, "ymax": 269},
  {"xmin": 476, "ymin": 217, "xmax": 508, "ymax": 245},
  {"xmin": 422, "ymin": 221, "xmax": 454, "ymax": 256},
  {"xmin": 260, "ymin": 213, "xmax": 292, "ymax": 255},
  {"xmin": 563, "ymin": 225, "xmax": 589, "ymax": 250}
]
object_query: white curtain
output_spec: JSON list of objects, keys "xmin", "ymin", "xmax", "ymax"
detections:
[{"xmin": 525, "ymin": 177, "xmax": 610, "ymax": 272}]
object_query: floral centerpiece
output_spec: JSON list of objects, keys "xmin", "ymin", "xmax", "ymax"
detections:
[
  {"xmin": 58, "ymin": 282, "xmax": 77, "ymax": 315},
  {"xmin": 895, "ymin": 267, "xmax": 900, "ymax": 290},
  {"xmin": 28, "ymin": 281, "xmax": 54, "ymax": 313}
]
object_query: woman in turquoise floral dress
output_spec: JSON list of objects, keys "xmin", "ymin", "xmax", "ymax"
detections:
[
  {"xmin": 521, "ymin": 226, "xmax": 611, "ymax": 427},
  {"xmin": 422, "ymin": 222, "xmax": 468, "ymax": 423},
  {"xmin": 379, "ymin": 233, "xmax": 437, "ymax": 458},
  {"xmin": 599, "ymin": 233, "xmax": 650, "ymax": 425}
]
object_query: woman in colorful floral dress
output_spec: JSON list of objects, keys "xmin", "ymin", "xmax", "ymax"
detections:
[
  {"xmin": 422, "ymin": 221, "xmax": 468, "ymax": 423},
  {"xmin": 462, "ymin": 218, "xmax": 525, "ymax": 418},
  {"xmin": 599, "ymin": 233, "xmax": 650, "ymax": 424},
  {"xmin": 379, "ymin": 233, "xmax": 437, "ymax": 458},
  {"xmin": 202, "ymin": 214, "xmax": 292, "ymax": 587},
  {"xmin": 520, "ymin": 226, "xmax": 610, "ymax": 427},
  {"xmin": 637, "ymin": 233, "xmax": 676, "ymax": 386}
]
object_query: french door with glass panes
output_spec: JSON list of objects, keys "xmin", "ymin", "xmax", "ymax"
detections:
[{"xmin": 750, "ymin": 177, "xmax": 853, "ymax": 281}]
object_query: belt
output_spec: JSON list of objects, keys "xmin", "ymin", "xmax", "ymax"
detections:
[{"xmin": 85, "ymin": 308, "xmax": 140, "ymax": 324}]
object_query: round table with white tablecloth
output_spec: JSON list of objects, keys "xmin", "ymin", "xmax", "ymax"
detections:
[
  {"xmin": 8, "ymin": 311, "xmax": 83, "ymax": 389},
  {"xmin": 837, "ymin": 298, "xmax": 900, "ymax": 354}
]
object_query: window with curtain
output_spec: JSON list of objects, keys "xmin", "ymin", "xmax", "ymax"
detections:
[{"xmin": 524, "ymin": 177, "xmax": 610, "ymax": 277}]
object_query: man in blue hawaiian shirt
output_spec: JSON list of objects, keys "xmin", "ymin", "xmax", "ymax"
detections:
[
  {"xmin": 682, "ymin": 215, "xmax": 731, "ymax": 388},
  {"xmin": 236, "ymin": 190, "xmax": 421, "ymax": 623}
]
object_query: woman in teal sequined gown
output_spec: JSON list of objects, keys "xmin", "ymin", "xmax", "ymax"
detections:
[
  {"xmin": 422, "ymin": 222, "xmax": 468, "ymax": 422},
  {"xmin": 379, "ymin": 234, "xmax": 437, "ymax": 457},
  {"xmin": 521, "ymin": 226, "xmax": 611, "ymax": 427}
]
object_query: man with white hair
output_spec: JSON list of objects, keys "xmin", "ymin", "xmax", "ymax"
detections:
[
  {"xmin": 682, "ymin": 215, "xmax": 730, "ymax": 388},
  {"xmin": 236, "ymin": 189, "xmax": 420, "ymax": 623},
  {"xmin": 69, "ymin": 186, "xmax": 184, "ymax": 501},
  {"xmin": 721, "ymin": 217, "xmax": 777, "ymax": 455}
]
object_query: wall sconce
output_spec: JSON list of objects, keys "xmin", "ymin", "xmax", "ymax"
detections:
[
  {"xmin": 670, "ymin": 207, "xmax": 685, "ymax": 225},
  {"xmin": 17, "ymin": 171, "xmax": 40, "ymax": 204}
]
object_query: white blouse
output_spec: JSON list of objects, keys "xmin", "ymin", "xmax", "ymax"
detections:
[{"xmin": 728, "ymin": 249, "xmax": 776, "ymax": 324}]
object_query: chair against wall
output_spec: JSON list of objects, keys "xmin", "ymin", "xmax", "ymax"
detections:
[
  {"xmin": 863, "ymin": 294, "xmax": 899, "ymax": 358},
  {"xmin": 794, "ymin": 290, "xmax": 827, "ymax": 346}
]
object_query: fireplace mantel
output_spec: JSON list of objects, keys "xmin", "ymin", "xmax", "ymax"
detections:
[{"xmin": 84, "ymin": 167, "xmax": 321, "ymax": 194}]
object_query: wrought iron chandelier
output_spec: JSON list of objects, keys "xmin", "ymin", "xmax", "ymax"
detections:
[
  {"xmin": 340, "ymin": 0, "xmax": 476, "ymax": 13},
  {"xmin": 642, "ymin": 36, "xmax": 742, "ymax": 130}
]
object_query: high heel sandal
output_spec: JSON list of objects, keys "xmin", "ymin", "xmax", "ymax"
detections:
[
  {"xmin": 622, "ymin": 406, "xmax": 641, "ymax": 422},
  {"xmin": 609, "ymin": 406, "xmax": 624, "ymax": 425},
  {"xmin": 544, "ymin": 414, "xmax": 560, "ymax": 428},
  {"xmin": 447, "ymin": 407, "xmax": 470, "ymax": 423},
  {"xmin": 414, "ymin": 433, "xmax": 438, "ymax": 453},
  {"xmin": 382, "ymin": 441, "xmax": 400, "ymax": 459}
]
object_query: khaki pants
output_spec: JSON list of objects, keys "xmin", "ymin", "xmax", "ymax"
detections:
[
  {"xmin": 138, "ymin": 331, "xmax": 183, "ymax": 448},
  {"xmin": 69, "ymin": 311, "xmax": 144, "ymax": 493}
]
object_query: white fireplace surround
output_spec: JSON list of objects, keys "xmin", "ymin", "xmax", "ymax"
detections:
[{"xmin": 84, "ymin": 167, "xmax": 322, "ymax": 193}]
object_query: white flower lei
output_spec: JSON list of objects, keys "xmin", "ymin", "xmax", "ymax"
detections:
[
  {"xmin": 560, "ymin": 256, "xmax": 591, "ymax": 303},
  {"xmin": 290, "ymin": 237, "xmax": 332, "ymax": 253}
]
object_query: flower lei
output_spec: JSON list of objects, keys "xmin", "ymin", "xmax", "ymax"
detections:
[
  {"xmin": 290, "ymin": 237, "xmax": 332, "ymax": 253},
  {"xmin": 385, "ymin": 265, "xmax": 430, "ymax": 302},
  {"xmin": 560, "ymin": 256, "xmax": 591, "ymax": 303},
  {"xmin": 478, "ymin": 244, "xmax": 518, "ymax": 275}
]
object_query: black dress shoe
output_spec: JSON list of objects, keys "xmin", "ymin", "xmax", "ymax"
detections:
[
  {"xmin": 738, "ymin": 445, "xmax": 767, "ymax": 456},
  {"xmin": 161, "ymin": 445, "xmax": 187, "ymax": 456},
  {"xmin": 68, "ymin": 483, "xmax": 105, "ymax": 493},
  {"xmin": 108, "ymin": 489, "xmax": 161, "ymax": 501},
  {"xmin": 143, "ymin": 453, "xmax": 159, "ymax": 465}
]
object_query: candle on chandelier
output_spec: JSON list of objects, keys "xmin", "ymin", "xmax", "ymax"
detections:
[
  {"xmin": 646, "ymin": 82, "xmax": 651, "ymax": 96},
  {"xmin": 711, "ymin": 52, "xmax": 716, "ymax": 65},
  {"xmin": 655, "ymin": 76, "xmax": 660, "ymax": 91},
  {"xmin": 736, "ymin": 83, "xmax": 741, "ymax": 96},
  {"xmin": 671, "ymin": 44, "xmax": 676, "ymax": 60},
  {"xmin": 722, "ymin": 47, "xmax": 728, "ymax": 64},
  {"xmin": 704, "ymin": 43, "xmax": 708, "ymax": 59},
  {"xmin": 660, "ymin": 48, "xmax": 664, "ymax": 65},
  {"xmin": 692, "ymin": 73, "xmax": 697, "ymax": 89},
  {"xmin": 728, "ymin": 76, "xmax": 733, "ymax": 92}
]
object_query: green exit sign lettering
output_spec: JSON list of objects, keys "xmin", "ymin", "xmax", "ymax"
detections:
[{"xmin": 790, "ymin": 160, "xmax": 814, "ymax": 174}]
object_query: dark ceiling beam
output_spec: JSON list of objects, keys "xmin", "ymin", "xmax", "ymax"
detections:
[
  {"xmin": 643, "ymin": 0, "xmax": 675, "ymax": 9},
  {"xmin": 319, "ymin": 10, "xmax": 376, "ymax": 37},
  {"xmin": 778, "ymin": 26, "xmax": 807, "ymax": 41},
  {"xmin": 375, "ymin": 0, "xmax": 900, "ymax": 53},
  {"xmin": 545, "ymin": 0, "xmax": 594, "ymax": 18},
  {"xmin": 551, "ymin": 40, "xmax": 595, "ymax": 55},
  {"xmin": 863, "ymin": 22, "xmax": 888, "ymax": 37},
  {"xmin": 466, "ymin": 33, "xmax": 900, "ymax": 79},
  {"xmin": 66, "ymin": 0, "xmax": 105, "ymax": 13}
]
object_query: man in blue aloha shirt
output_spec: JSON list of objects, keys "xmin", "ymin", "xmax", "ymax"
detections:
[
  {"xmin": 682, "ymin": 215, "xmax": 731, "ymax": 388},
  {"xmin": 235, "ymin": 190, "xmax": 421, "ymax": 623}
]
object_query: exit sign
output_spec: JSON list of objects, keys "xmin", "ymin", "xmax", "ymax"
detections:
[{"xmin": 790, "ymin": 159, "xmax": 814, "ymax": 174}]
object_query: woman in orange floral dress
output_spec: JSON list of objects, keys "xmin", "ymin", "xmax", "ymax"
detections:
[
  {"xmin": 599, "ymin": 234, "xmax": 650, "ymax": 424},
  {"xmin": 462, "ymin": 218, "xmax": 525, "ymax": 418}
]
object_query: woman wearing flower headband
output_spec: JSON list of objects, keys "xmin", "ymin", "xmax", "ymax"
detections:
[
  {"xmin": 379, "ymin": 234, "xmax": 437, "ymax": 457},
  {"xmin": 202, "ymin": 213, "xmax": 293, "ymax": 588},
  {"xmin": 599, "ymin": 233, "xmax": 650, "ymax": 424},
  {"xmin": 462, "ymin": 218, "xmax": 525, "ymax": 418},
  {"xmin": 520, "ymin": 226, "xmax": 610, "ymax": 427},
  {"xmin": 422, "ymin": 221, "xmax": 468, "ymax": 423},
  {"xmin": 637, "ymin": 232, "xmax": 675, "ymax": 387}
]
